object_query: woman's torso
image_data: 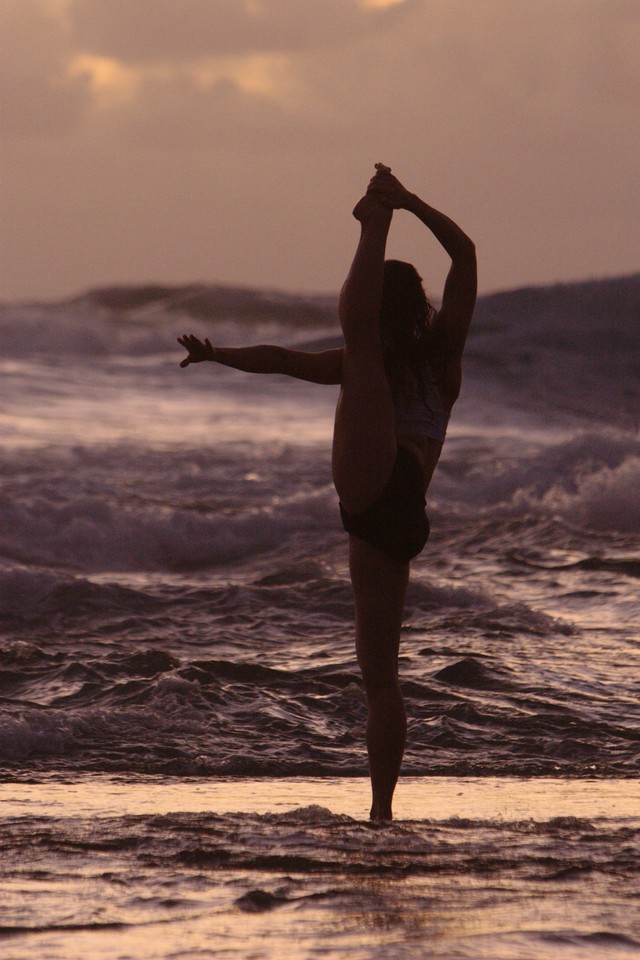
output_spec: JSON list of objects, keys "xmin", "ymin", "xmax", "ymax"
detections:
[{"xmin": 393, "ymin": 362, "xmax": 457, "ymax": 491}]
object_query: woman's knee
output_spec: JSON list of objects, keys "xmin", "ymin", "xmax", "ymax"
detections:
[{"xmin": 359, "ymin": 667, "xmax": 401, "ymax": 700}]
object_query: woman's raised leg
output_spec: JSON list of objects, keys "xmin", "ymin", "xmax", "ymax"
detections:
[{"xmin": 332, "ymin": 196, "xmax": 397, "ymax": 514}]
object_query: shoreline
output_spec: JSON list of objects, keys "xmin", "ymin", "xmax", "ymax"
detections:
[{"xmin": 2, "ymin": 774, "xmax": 638, "ymax": 822}]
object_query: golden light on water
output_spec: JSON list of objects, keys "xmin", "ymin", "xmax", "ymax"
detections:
[
  {"xmin": 2, "ymin": 776, "xmax": 638, "ymax": 820},
  {"xmin": 3, "ymin": 776, "xmax": 638, "ymax": 958}
]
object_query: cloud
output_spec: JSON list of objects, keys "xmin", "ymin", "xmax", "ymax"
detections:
[
  {"xmin": 96, "ymin": 67, "xmax": 343, "ymax": 154},
  {"xmin": 67, "ymin": 0, "xmax": 417, "ymax": 62},
  {"xmin": 3, "ymin": 0, "xmax": 418, "ymax": 146},
  {"xmin": 59, "ymin": 0, "xmax": 417, "ymax": 149},
  {"xmin": 1, "ymin": 0, "xmax": 91, "ymax": 137},
  {"xmin": 2, "ymin": 0, "xmax": 639, "ymax": 300}
]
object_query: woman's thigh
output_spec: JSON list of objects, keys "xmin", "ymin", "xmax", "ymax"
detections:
[
  {"xmin": 349, "ymin": 535, "xmax": 409, "ymax": 686},
  {"xmin": 332, "ymin": 344, "xmax": 397, "ymax": 515}
]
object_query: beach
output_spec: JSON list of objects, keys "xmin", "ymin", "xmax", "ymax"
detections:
[
  {"xmin": 2, "ymin": 775, "xmax": 639, "ymax": 959},
  {"xmin": 1, "ymin": 277, "xmax": 639, "ymax": 957}
]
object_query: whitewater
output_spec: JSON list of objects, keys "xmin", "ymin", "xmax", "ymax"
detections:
[{"xmin": 1, "ymin": 276, "xmax": 639, "ymax": 958}]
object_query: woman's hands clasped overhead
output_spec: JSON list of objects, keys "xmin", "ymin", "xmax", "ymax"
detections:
[{"xmin": 366, "ymin": 163, "xmax": 413, "ymax": 210}]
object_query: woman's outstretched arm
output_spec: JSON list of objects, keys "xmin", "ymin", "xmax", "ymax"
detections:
[{"xmin": 177, "ymin": 335, "xmax": 343, "ymax": 385}]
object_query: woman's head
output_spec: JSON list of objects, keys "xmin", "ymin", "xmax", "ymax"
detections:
[
  {"xmin": 380, "ymin": 260, "xmax": 438, "ymax": 388},
  {"xmin": 380, "ymin": 261, "xmax": 433, "ymax": 344}
]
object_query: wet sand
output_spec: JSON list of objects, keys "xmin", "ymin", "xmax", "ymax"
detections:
[
  {"xmin": 2, "ymin": 776, "xmax": 638, "ymax": 960},
  {"xmin": 2, "ymin": 773, "xmax": 639, "ymax": 821}
]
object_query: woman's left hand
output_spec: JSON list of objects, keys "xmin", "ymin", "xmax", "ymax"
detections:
[{"xmin": 177, "ymin": 334, "xmax": 214, "ymax": 367}]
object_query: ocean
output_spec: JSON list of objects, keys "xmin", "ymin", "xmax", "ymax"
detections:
[{"xmin": 1, "ymin": 276, "xmax": 639, "ymax": 958}]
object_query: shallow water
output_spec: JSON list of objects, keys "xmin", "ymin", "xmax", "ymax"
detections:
[{"xmin": 1, "ymin": 776, "xmax": 639, "ymax": 960}]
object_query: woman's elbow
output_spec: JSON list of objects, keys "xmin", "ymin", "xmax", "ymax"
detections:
[{"xmin": 457, "ymin": 236, "xmax": 476, "ymax": 261}]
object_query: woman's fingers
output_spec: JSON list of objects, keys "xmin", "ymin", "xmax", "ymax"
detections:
[
  {"xmin": 178, "ymin": 333, "xmax": 202, "ymax": 366},
  {"xmin": 178, "ymin": 333, "xmax": 213, "ymax": 366},
  {"xmin": 179, "ymin": 334, "xmax": 203, "ymax": 350}
]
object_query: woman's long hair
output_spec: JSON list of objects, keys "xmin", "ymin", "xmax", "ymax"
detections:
[{"xmin": 379, "ymin": 260, "xmax": 441, "ymax": 401}]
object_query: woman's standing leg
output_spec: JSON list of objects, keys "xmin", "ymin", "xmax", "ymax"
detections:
[
  {"xmin": 350, "ymin": 536, "xmax": 409, "ymax": 820},
  {"xmin": 332, "ymin": 192, "xmax": 408, "ymax": 820}
]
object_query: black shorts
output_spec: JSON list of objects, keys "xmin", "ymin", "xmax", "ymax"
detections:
[{"xmin": 339, "ymin": 446, "xmax": 430, "ymax": 563}]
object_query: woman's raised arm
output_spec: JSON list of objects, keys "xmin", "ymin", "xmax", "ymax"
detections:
[{"xmin": 368, "ymin": 168, "xmax": 477, "ymax": 359}]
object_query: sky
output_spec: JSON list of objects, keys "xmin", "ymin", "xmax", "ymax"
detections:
[{"xmin": 2, "ymin": 0, "xmax": 639, "ymax": 302}]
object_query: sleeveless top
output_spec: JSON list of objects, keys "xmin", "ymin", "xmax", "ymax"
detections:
[{"xmin": 394, "ymin": 361, "xmax": 450, "ymax": 444}]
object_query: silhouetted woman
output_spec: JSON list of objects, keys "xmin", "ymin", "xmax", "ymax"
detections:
[{"xmin": 179, "ymin": 165, "xmax": 477, "ymax": 819}]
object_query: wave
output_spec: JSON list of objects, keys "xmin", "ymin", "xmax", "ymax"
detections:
[
  {"xmin": 0, "ymin": 284, "xmax": 337, "ymax": 359},
  {"xmin": 0, "ymin": 566, "xmax": 173, "ymax": 622},
  {"xmin": 74, "ymin": 283, "xmax": 337, "ymax": 324},
  {"xmin": 1, "ymin": 798, "xmax": 636, "ymax": 960},
  {"xmin": 2, "ymin": 616, "xmax": 637, "ymax": 776},
  {"xmin": 2, "ymin": 275, "xmax": 639, "ymax": 444},
  {"xmin": 2, "ymin": 804, "xmax": 637, "ymax": 880},
  {"xmin": 2, "ymin": 429, "xmax": 640, "ymax": 587},
  {"xmin": 0, "ymin": 480, "xmax": 337, "ymax": 574},
  {"xmin": 434, "ymin": 429, "xmax": 640, "ymax": 533},
  {"xmin": 473, "ymin": 273, "xmax": 640, "ymax": 350},
  {"xmin": 0, "ymin": 699, "xmax": 635, "ymax": 777},
  {"xmin": 2, "ymin": 273, "xmax": 638, "ymax": 359}
]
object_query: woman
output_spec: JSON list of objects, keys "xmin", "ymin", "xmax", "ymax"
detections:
[{"xmin": 178, "ymin": 165, "xmax": 476, "ymax": 820}]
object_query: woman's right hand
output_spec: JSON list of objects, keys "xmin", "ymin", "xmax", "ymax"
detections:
[{"xmin": 178, "ymin": 334, "xmax": 214, "ymax": 367}]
